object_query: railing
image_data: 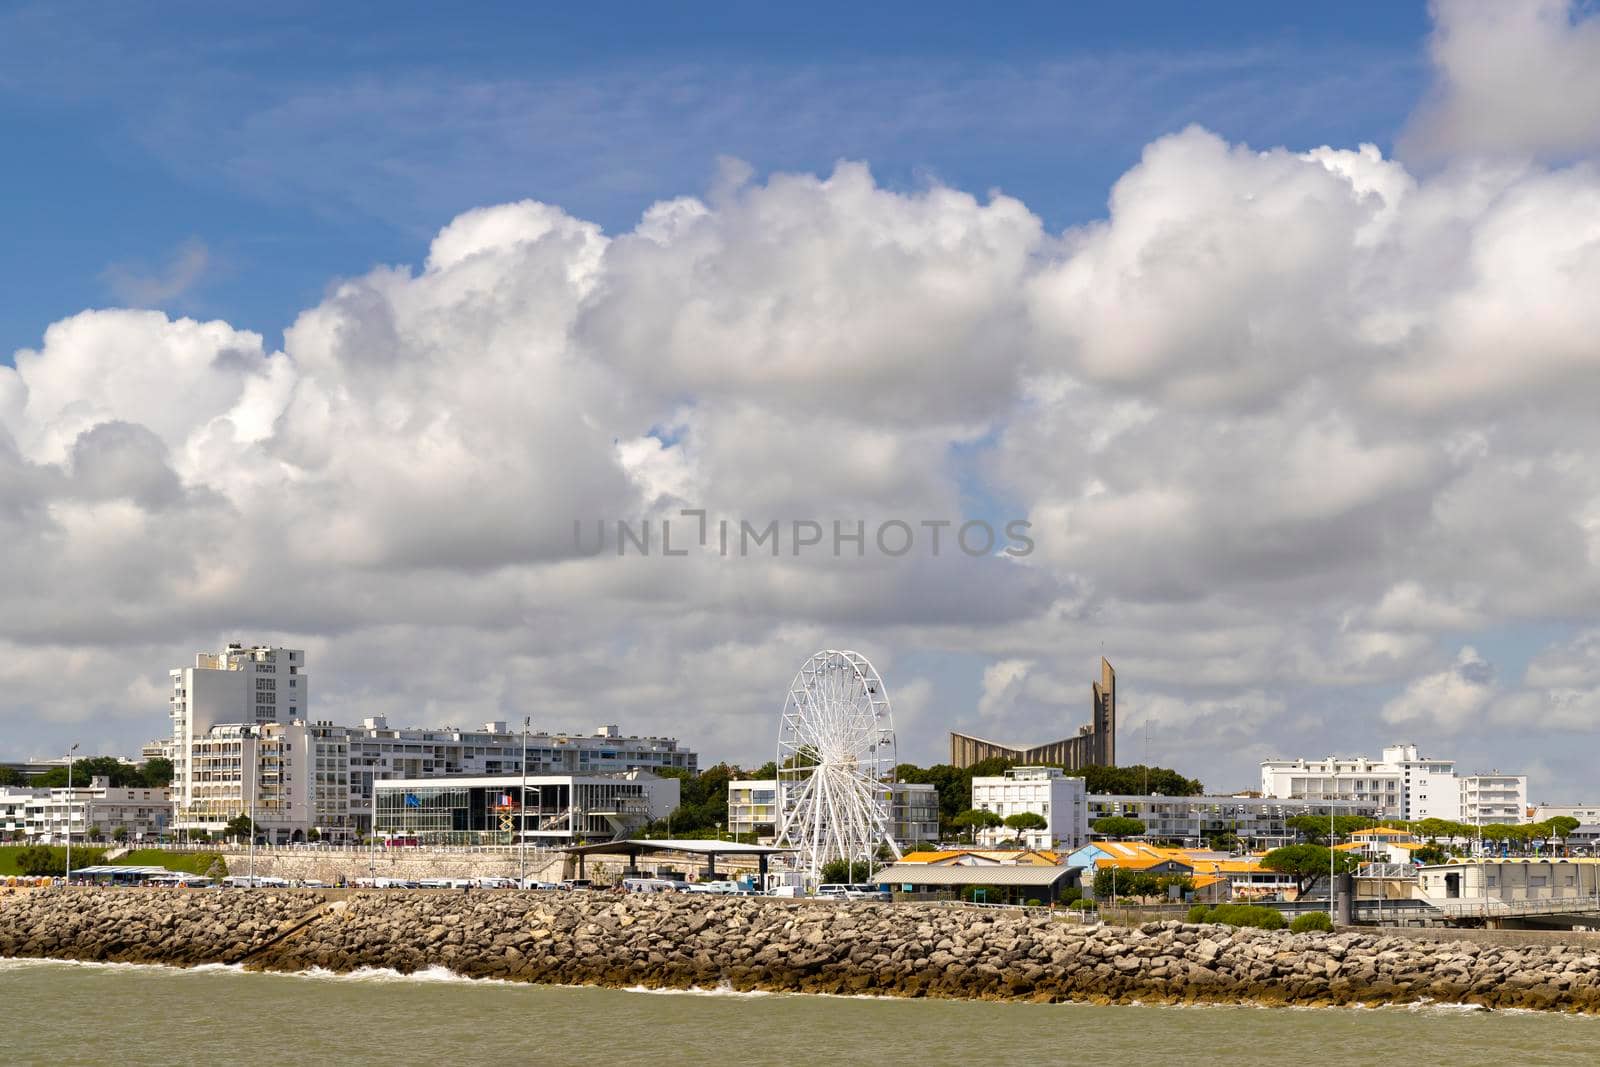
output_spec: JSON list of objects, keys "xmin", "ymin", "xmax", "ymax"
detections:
[
  {"xmin": 1356, "ymin": 863, "xmax": 1419, "ymax": 880},
  {"xmin": 1432, "ymin": 896, "xmax": 1600, "ymax": 918}
]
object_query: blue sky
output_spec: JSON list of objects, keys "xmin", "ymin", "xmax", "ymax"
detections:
[{"xmin": 1, "ymin": 1, "xmax": 1428, "ymax": 361}]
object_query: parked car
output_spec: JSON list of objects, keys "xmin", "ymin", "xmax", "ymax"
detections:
[{"xmin": 846, "ymin": 883, "xmax": 891, "ymax": 901}]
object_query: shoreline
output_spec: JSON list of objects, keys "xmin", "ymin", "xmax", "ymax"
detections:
[{"xmin": 5, "ymin": 889, "xmax": 1600, "ymax": 1014}]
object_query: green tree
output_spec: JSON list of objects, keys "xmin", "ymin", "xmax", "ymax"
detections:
[
  {"xmin": 1080, "ymin": 765, "xmax": 1204, "ymax": 796},
  {"xmin": 1545, "ymin": 816, "xmax": 1581, "ymax": 852},
  {"xmin": 224, "ymin": 814, "xmax": 258, "ymax": 841},
  {"xmin": 15, "ymin": 844, "xmax": 61, "ymax": 876},
  {"xmin": 1260, "ymin": 844, "xmax": 1358, "ymax": 894},
  {"xmin": 1208, "ymin": 831, "xmax": 1240, "ymax": 852},
  {"xmin": 1412, "ymin": 844, "xmax": 1450, "ymax": 865},
  {"xmin": 30, "ymin": 756, "xmax": 145, "ymax": 789},
  {"xmin": 1003, "ymin": 811, "xmax": 1048, "ymax": 833},
  {"xmin": 140, "ymin": 757, "xmax": 174, "ymax": 787},
  {"xmin": 818, "ymin": 858, "xmax": 871, "ymax": 884},
  {"xmin": 1092, "ymin": 866, "xmax": 1161, "ymax": 899},
  {"xmin": 0, "ymin": 766, "xmax": 21, "ymax": 787},
  {"xmin": 112, "ymin": 825, "xmax": 129, "ymax": 843},
  {"xmin": 1284, "ymin": 814, "xmax": 1377, "ymax": 845},
  {"xmin": 1092, "ymin": 816, "xmax": 1146, "ymax": 839},
  {"xmin": 951, "ymin": 808, "xmax": 1002, "ymax": 843}
]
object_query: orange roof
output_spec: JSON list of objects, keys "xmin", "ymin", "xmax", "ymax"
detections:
[
  {"xmin": 899, "ymin": 849, "xmax": 1062, "ymax": 866},
  {"xmin": 1351, "ymin": 828, "xmax": 1414, "ymax": 839},
  {"xmin": 1094, "ymin": 855, "xmax": 1174, "ymax": 871},
  {"xmin": 1333, "ymin": 842, "xmax": 1365, "ymax": 852}
]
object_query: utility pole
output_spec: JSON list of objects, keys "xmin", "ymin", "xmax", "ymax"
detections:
[
  {"xmin": 520, "ymin": 715, "xmax": 530, "ymax": 889},
  {"xmin": 65, "ymin": 743, "xmax": 79, "ymax": 884}
]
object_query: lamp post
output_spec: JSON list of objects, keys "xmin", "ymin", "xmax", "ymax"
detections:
[
  {"xmin": 519, "ymin": 715, "xmax": 530, "ymax": 889},
  {"xmin": 241, "ymin": 726, "xmax": 258, "ymax": 888},
  {"xmin": 65, "ymin": 743, "xmax": 79, "ymax": 884},
  {"xmin": 1329, "ymin": 801, "xmax": 1337, "ymax": 923}
]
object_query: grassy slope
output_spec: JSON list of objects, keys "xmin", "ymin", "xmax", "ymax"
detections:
[
  {"xmin": 0, "ymin": 845, "xmax": 108, "ymax": 876},
  {"xmin": 111, "ymin": 850, "xmax": 225, "ymax": 876}
]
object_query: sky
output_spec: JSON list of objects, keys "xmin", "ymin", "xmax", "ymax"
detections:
[{"xmin": 3, "ymin": 1, "xmax": 1600, "ymax": 800}]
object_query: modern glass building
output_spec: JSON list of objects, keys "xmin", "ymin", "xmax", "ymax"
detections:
[{"xmin": 372, "ymin": 771, "xmax": 679, "ymax": 845}]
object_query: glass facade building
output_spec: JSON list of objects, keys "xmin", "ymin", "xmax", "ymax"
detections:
[{"xmin": 373, "ymin": 773, "xmax": 677, "ymax": 845}]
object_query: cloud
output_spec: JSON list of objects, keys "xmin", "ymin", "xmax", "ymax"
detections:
[
  {"xmin": 102, "ymin": 238, "xmax": 212, "ymax": 306},
  {"xmin": 1382, "ymin": 646, "xmax": 1497, "ymax": 731},
  {"xmin": 1403, "ymin": 0, "xmax": 1600, "ymax": 163}
]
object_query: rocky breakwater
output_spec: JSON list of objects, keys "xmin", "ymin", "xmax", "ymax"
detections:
[
  {"xmin": 7, "ymin": 889, "xmax": 1600, "ymax": 1011},
  {"xmin": 0, "ymin": 888, "xmax": 323, "ymax": 966}
]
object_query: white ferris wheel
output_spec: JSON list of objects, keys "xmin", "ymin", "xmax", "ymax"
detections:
[{"xmin": 775, "ymin": 649, "xmax": 901, "ymax": 880}]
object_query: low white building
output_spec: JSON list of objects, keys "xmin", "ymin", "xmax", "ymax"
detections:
[
  {"xmin": 22, "ymin": 777, "xmax": 172, "ymax": 843},
  {"xmin": 1415, "ymin": 858, "xmax": 1600, "ymax": 916},
  {"xmin": 1087, "ymin": 793, "xmax": 1378, "ymax": 848},
  {"xmin": 725, "ymin": 778, "xmax": 939, "ymax": 849},
  {"xmin": 970, "ymin": 766, "xmax": 1089, "ymax": 851}
]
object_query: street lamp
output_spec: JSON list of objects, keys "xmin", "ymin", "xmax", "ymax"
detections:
[
  {"xmin": 65, "ymin": 743, "xmax": 79, "ymax": 884},
  {"xmin": 241, "ymin": 726, "xmax": 258, "ymax": 888},
  {"xmin": 1329, "ymin": 801, "xmax": 1337, "ymax": 923}
]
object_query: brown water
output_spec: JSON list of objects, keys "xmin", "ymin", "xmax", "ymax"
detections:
[{"xmin": 6, "ymin": 957, "xmax": 1600, "ymax": 1066}]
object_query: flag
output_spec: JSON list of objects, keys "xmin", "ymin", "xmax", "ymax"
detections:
[
  {"xmin": 499, "ymin": 793, "xmax": 514, "ymax": 807},
  {"xmin": 404, "ymin": 793, "xmax": 421, "ymax": 808}
]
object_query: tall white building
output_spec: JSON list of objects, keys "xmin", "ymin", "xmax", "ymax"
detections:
[
  {"xmin": 969, "ymin": 766, "xmax": 1090, "ymax": 851},
  {"xmin": 1260, "ymin": 743, "xmax": 1521, "ymax": 823},
  {"xmin": 170, "ymin": 643, "xmax": 306, "ymax": 833}
]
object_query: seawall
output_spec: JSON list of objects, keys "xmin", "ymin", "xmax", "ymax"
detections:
[{"xmin": 4, "ymin": 888, "xmax": 1600, "ymax": 1012}]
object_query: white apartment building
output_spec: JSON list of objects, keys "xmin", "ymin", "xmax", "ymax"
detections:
[
  {"xmin": 1086, "ymin": 794, "xmax": 1379, "ymax": 849},
  {"xmin": 970, "ymin": 766, "xmax": 1090, "ymax": 851},
  {"xmin": 2, "ymin": 787, "xmax": 34, "ymax": 839},
  {"xmin": 1459, "ymin": 772, "xmax": 1528, "ymax": 826},
  {"xmin": 22, "ymin": 777, "xmax": 172, "ymax": 843},
  {"xmin": 726, "ymin": 779, "xmax": 940, "ymax": 849},
  {"xmin": 170, "ymin": 643, "xmax": 306, "ymax": 833},
  {"xmin": 341, "ymin": 719, "xmax": 697, "ymax": 834},
  {"xmin": 1260, "ymin": 743, "xmax": 1480, "ymax": 822}
]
